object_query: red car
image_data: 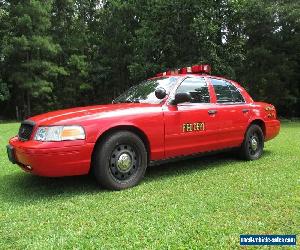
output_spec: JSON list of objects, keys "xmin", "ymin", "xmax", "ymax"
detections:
[{"xmin": 7, "ymin": 65, "xmax": 280, "ymax": 190}]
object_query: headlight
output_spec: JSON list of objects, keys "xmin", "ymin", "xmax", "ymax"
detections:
[{"xmin": 34, "ymin": 126, "xmax": 85, "ymax": 141}]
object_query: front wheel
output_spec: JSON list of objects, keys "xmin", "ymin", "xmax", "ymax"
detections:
[
  {"xmin": 93, "ymin": 131, "xmax": 148, "ymax": 190},
  {"xmin": 240, "ymin": 124, "xmax": 264, "ymax": 160}
]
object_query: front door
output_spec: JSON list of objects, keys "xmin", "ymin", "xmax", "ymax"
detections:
[{"xmin": 163, "ymin": 76, "xmax": 219, "ymax": 158}]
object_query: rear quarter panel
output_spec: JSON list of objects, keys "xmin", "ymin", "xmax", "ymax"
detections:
[{"xmin": 249, "ymin": 102, "xmax": 280, "ymax": 141}]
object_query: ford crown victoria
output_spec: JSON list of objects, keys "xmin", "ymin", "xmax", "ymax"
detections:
[{"xmin": 7, "ymin": 65, "xmax": 280, "ymax": 190}]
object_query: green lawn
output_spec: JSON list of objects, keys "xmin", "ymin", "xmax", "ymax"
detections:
[{"xmin": 0, "ymin": 122, "xmax": 299, "ymax": 249}]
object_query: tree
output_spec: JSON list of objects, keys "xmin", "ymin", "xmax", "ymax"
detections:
[
  {"xmin": 0, "ymin": 1, "xmax": 10, "ymax": 103},
  {"xmin": 88, "ymin": 0, "xmax": 138, "ymax": 100},
  {"xmin": 129, "ymin": 0, "xmax": 201, "ymax": 81},
  {"xmin": 237, "ymin": 0, "xmax": 300, "ymax": 116},
  {"xmin": 3, "ymin": 0, "xmax": 66, "ymax": 118},
  {"xmin": 51, "ymin": 0, "xmax": 93, "ymax": 108}
]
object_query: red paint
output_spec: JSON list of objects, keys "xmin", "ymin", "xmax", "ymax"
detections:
[{"xmin": 8, "ymin": 73, "xmax": 280, "ymax": 177}]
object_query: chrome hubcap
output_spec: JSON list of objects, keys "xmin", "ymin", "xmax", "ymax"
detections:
[
  {"xmin": 110, "ymin": 144, "xmax": 138, "ymax": 181},
  {"xmin": 117, "ymin": 153, "xmax": 132, "ymax": 172},
  {"xmin": 250, "ymin": 137, "xmax": 258, "ymax": 151}
]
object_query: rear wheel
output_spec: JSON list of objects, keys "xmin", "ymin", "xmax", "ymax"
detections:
[
  {"xmin": 93, "ymin": 131, "xmax": 147, "ymax": 190},
  {"xmin": 240, "ymin": 124, "xmax": 264, "ymax": 160}
]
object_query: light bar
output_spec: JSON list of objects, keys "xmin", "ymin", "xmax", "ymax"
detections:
[
  {"xmin": 180, "ymin": 64, "xmax": 211, "ymax": 74},
  {"xmin": 156, "ymin": 64, "xmax": 211, "ymax": 77}
]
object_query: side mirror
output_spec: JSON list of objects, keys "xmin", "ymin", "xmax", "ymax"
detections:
[
  {"xmin": 172, "ymin": 92, "xmax": 191, "ymax": 105},
  {"xmin": 155, "ymin": 87, "xmax": 167, "ymax": 99}
]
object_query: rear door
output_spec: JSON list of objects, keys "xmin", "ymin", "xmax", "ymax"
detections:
[
  {"xmin": 208, "ymin": 78, "xmax": 250, "ymax": 148},
  {"xmin": 163, "ymin": 76, "xmax": 220, "ymax": 158}
]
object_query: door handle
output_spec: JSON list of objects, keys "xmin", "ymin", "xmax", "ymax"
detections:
[
  {"xmin": 208, "ymin": 110, "xmax": 218, "ymax": 115},
  {"xmin": 242, "ymin": 109, "xmax": 249, "ymax": 113}
]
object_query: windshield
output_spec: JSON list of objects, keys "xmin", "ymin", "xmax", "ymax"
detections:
[{"xmin": 113, "ymin": 77, "xmax": 179, "ymax": 104}]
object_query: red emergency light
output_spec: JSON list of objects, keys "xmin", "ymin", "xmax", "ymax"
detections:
[
  {"xmin": 156, "ymin": 64, "xmax": 211, "ymax": 77},
  {"xmin": 179, "ymin": 64, "xmax": 211, "ymax": 74}
]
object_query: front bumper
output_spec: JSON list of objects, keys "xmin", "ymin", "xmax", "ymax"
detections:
[{"xmin": 7, "ymin": 137, "xmax": 95, "ymax": 177}]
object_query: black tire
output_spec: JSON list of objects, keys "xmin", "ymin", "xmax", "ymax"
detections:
[
  {"xmin": 93, "ymin": 131, "xmax": 148, "ymax": 190},
  {"xmin": 240, "ymin": 124, "xmax": 264, "ymax": 160}
]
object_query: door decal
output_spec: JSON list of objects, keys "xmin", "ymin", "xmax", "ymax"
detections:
[{"xmin": 182, "ymin": 122, "xmax": 205, "ymax": 132}]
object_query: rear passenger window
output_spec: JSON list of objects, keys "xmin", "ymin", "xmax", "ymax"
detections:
[
  {"xmin": 227, "ymin": 83, "xmax": 244, "ymax": 103},
  {"xmin": 211, "ymin": 78, "xmax": 244, "ymax": 103},
  {"xmin": 176, "ymin": 77, "xmax": 210, "ymax": 103}
]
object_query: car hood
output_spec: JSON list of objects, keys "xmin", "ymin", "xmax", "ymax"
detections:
[{"xmin": 29, "ymin": 103, "xmax": 162, "ymax": 126}]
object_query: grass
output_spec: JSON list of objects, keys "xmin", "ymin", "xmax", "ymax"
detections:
[{"xmin": 0, "ymin": 122, "xmax": 299, "ymax": 249}]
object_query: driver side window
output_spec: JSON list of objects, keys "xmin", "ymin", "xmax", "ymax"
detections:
[{"xmin": 176, "ymin": 77, "xmax": 210, "ymax": 103}]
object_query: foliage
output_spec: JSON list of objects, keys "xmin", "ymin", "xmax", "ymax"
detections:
[
  {"xmin": 0, "ymin": 79, "xmax": 9, "ymax": 102},
  {"xmin": 0, "ymin": 0, "xmax": 299, "ymax": 119},
  {"xmin": 1, "ymin": 0, "xmax": 65, "ymax": 117},
  {"xmin": 237, "ymin": 0, "xmax": 300, "ymax": 117}
]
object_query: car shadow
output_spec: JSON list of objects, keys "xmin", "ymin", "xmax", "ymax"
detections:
[
  {"xmin": 0, "ymin": 173, "xmax": 102, "ymax": 205},
  {"xmin": 146, "ymin": 149, "xmax": 272, "ymax": 181},
  {"xmin": 1, "ymin": 150, "xmax": 272, "ymax": 204},
  {"xmin": 146, "ymin": 152, "xmax": 234, "ymax": 180}
]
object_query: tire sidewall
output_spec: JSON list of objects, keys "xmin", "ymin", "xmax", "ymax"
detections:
[
  {"xmin": 94, "ymin": 131, "xmax": 147, "ymax": 190},
  {"xmin": 242, "ymin": 125, "xmax": 264, "ymax": 160}
]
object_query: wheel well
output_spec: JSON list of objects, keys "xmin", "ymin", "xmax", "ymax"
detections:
[
  {"xmin": 249, "ymin": 119, "xmax": 266, "ymax": 137},
  {"xmin": 91, "ymin": 125, "xmax": 151, "ymax": 166}
]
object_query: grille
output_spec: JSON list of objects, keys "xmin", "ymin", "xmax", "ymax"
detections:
[{"xmin": 18, "ymin": 120, "xmax": 35, "ymax": 141}]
